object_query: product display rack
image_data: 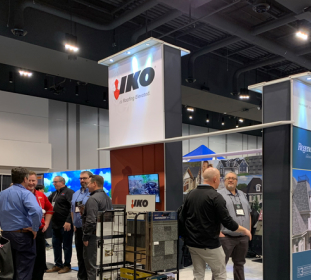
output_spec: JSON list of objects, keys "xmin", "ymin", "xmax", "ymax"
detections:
[{"xmin": 96, "ymin": 205, "xmax": 127, "ymax": 280}]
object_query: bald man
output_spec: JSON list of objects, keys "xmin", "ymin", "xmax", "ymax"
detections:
[{"xmin": 179, "ymin": 168, "xmax": 252, "ymax": 280}]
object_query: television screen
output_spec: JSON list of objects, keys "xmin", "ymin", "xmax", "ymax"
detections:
[
  {"xmin": 128, "ymin": 174, "xmax": 160, "ymax": 202},
  {"xmin": 43, "ymin": 168, "xmax": 111, "ymax": 197}
]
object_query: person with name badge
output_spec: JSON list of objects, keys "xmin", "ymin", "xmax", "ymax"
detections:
[
  {"xmin": 71, "ymin": 171, "xmax": 92, "ymax": 280},
  {"xmin": 214, "ymin": 172, "xmax": 252, "ymax": 280},
  {"xmin": 46, "ymin": 176, "xmax": 74, "ymax": 274}
]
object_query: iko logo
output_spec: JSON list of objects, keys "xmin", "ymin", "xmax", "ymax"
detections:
[
  {"xmin": 131, "ymin": 199, "xmax": 149, "ymax": 209},
  {"xmin": 298, "ymin": 143, "xmax": 311, "ymax": 153},
  {"xmin": 113, "ymin": 67, "xmax": 155, "ymax": 100}
]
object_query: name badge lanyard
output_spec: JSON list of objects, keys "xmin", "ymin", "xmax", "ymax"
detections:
[
  {"xmin": 229, "ymin": 192, "xmax": 245, "ymax": 217},
  {"xmin": 74, "ymin": 190, "xmax": 88, "ymax": 213},
  {"xmin": 52, "ymin": 192, "xmax": 59, "ymax": 207}
]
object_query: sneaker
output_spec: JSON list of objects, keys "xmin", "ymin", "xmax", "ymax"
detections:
[
  {"xmin": 46, "ymin": 266, "xmax": 61, "ymax": 273},
  {"xmin": 58, "ymin": 266, "xmax": 71, "ymax": 274}
]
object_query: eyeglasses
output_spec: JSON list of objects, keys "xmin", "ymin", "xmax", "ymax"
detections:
[
  {"xmin": 79, "ymin": 177, "xmax": 89, "ymax": 180},
  {"xmin": 52, "ymin": 181, "xmax": 60, "ymax": 184},
  {"xmin": 225, "ymin": 177, "xmax": 237, "ymax": 181}
]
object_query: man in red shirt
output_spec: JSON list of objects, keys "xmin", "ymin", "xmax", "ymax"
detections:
[{"xmin": 27, "ymin": 171, "xmax": 54, "ymax": 280}]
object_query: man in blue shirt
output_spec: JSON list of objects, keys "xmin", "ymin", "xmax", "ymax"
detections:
[
  {"xmin": 71, "ymin": 171, "xmax": 92, "ymax": 280},
  {"xmin": 0, "ymin": 167, "xmax": 42, "ymax": 280}
]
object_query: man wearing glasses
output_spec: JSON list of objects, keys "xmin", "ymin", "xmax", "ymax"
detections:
[
  {"xmin": 46, "ymin": 176, "xmax": 74, "ymax": 274},
  {"xmin": 71, "ymin": 171, "xmax": 92, "ymax": 280},
  {"xmin": 213, "ymin": 172, "xmax": 251, "ymax": 280}
]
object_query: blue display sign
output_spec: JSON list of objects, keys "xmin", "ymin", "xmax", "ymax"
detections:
[
  {"xmin": 293, "ymin": 251, "xmax": 311, "ymax": 280},
  {"xmin": 293, "ymin": 126, "xmax": 311, "ymax": 170}
]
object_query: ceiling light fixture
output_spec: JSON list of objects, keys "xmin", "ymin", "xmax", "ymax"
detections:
[
  {"xmin": 239, "ymin": 88, "xmax": 250, "ymax": 99},
  {"xmin": 189, "ymin": 115, "xmax": 193, "ymax": 120},
  {"xmin": 9, "ymin": 71, "xmax": 13, "ymax": 83},
  {"xmin": 127, "ymin": 51, "xmax": 131, "ymax": 54},
  {"xmin": 103, "ymin": 91, "xmax": 108, "ymax": 102},
  {"xmin": 19, "ymin": 70, "xmax": 32, "ymax": 77},
  {"xmin": 44, "ymin": 78, "xmax": 48, "ymax": 90},
  {"xmin": 296, "ymin": 31, "xmax": 309, "ymax": 41},
  {"xmin": 75, "ymin": 84, "xmax": 79, "ymax": 96},
  {"xmin": 239, "ymin": 118, "xmax": 244, "ymax": 123},
  {"xmin": 109, "ymin": 59, "xmax": 114, "ymax": 62},
  {"xmin": 236, "ymin": 120, "xmax": 239, "ymax": 128},
  {"xmin": 307, "ymin": 77, "xmax": 311, "ymax": 81},
  {"xmin": 65, "ymin": 44, "xmax": 79, "ymax": 52},
  {"xmin": 296, "ymin": 22, "xmax": 309, "ymax": 41},
  {"xmin": 206, "ymin": 114, "xmax": 210, "ymax": 123},
  {"xmin": 221, "ymin": 117, "xmax": 225, "ymax": 126},
  {"xmin": 187, "ymin": 107, "xmax": 194, "ymax": 112}
]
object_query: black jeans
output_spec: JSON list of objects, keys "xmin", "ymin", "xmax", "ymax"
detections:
[
  {"xmin": 75, "ymin": 228, "xmax": 87, "ymax": 280},
  {"xmin": 32, "ymin": 229, "xmax": 46, "ymax": 280},
  {"xmin": 83, "ymin": 235, "xmax": 97, "ymax": 280},
  {"xmin": 2, "ymin": 231, "xmax": 36, "ymax": 280},
  {"xmin": 52, "ymin": 227, "xmax": 73, "ymax": 268}
]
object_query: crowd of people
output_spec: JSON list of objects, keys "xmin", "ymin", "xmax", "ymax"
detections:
[{"xmin": 0, "ymin": 167, "xmax": 111, "ymax": 280}]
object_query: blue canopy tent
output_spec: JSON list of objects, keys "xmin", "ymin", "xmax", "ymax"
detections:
[{"xmin": 183, "ymin": 145, "xmax": 225, "ymax": 162}]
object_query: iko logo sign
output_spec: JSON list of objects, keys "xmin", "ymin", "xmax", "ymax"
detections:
[
  {"xmin": 113, "ymin": 67, "xmax": 155, "ymax": 100},
  {"xmin": 131, "ymin": 199, "xmax": 149, "ymax": 209},
  {"xmin": 298, "ymin": 143, "xmax": 311, "ymax": 154}
]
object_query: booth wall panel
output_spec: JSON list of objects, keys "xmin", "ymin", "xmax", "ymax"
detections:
[
  {"xmin": 68, "ymin": 103, "xmax": 77, "ymax": 171},
  {"xmin": 48, "ymin": 100, "xmax": 67, "ymax": 171},
  {"xmin": 99, "ymin": 109, "xmax": 110, "ymax": 168},
  {"xmin": 79, "ymin": 105, "xmax": 99, "ymax": 169},
  {"xmin": 110, "ymin": 144, "xmax": 165, "ymax": 211},
  {"xmin": 227, "ymin": 134, "xmax": 242, "ymax": 159},
  {"xmin": 263, "ymin": 81, "xmax": 291, "ymax": 280}
]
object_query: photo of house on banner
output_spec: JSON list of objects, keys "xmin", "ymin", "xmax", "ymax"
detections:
[
  {"xmin": 292, "ymin": 169, "xmax": 311, "ymax": 253},
  {"xmin": 182, "ymin": 156, "xmax": 263, "ymax": 208}
]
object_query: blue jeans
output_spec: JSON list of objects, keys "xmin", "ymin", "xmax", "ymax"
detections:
[{"xmin": 52, "ymin": 227, "xmax": 73, "ymax": 268}]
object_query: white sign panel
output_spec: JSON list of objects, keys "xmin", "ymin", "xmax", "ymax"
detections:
[
  {"xmin": 108, "ymin": 44, "xmax": 165, "ymax": 147},
  {"xmin": 293, "ymin": 79, "xmax": 311, "ymax": 130},
  {"xmin": 126, "ymin": 195, "xmax": 155, "ymax": 220}
]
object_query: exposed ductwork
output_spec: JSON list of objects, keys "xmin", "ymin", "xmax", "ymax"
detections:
[
  {"xmin": 231, "ymin": 57, "xmax": 286, "ymax": 95},
  {"xmin": 11, "ymin": 0, "xmax": 159, "ymax": 36},
  {"xmin": 186, "ymin": 36, "xmax": 241, "ymax": 83},
  {"xmin": 158, "ymin": 0, "xmax": 311, "ymax": 82},
  {"xmin": 130, "ymin": 9, "xmax": 182, "ymax": 44}
]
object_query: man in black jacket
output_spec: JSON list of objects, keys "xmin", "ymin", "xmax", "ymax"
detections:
[
  {"xmin": 82, "ymin": 175, "xmax": 112, "ymax": 280},
  {"xmin": 46, "ymin": 176, "xmax": 74, "ymax": 274},
  {"xmin": 179, "ymin": 168, "xmax": 251, "ymax": 280}
]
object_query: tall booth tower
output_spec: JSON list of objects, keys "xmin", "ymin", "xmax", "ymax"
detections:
[
  {"xmin": 98, "ymin": 38, "xmax": 190, "ymax": 211},
  {"xmin": 249, "ymin": 72, "xmax": 311, "ymax": 280}
]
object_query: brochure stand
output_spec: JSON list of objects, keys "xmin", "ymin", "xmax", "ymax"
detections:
[{"xmin": 96, "ymin": 206, "xmax": 126, "ymax": 280}]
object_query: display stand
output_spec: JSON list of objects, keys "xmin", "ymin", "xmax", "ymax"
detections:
[
  {"xmin": 96, "ymin": 207, "xmax": 126, "ymax": 280},
  {"xmin": 125, "ymin": 212, "xmax": 179, "ymax": 280}
]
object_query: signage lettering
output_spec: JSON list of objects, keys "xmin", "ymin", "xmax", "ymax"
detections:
[
  {"xmin": 114, "ymin": 67, "xmax": 155, "ymax": 100},
  {"xmin": 131, "ymin": 199, "xmax": 149, "ymax": 209},
  {"xmin": 298, "ymin": 143, "xmax": 311, "ymax": 153}
]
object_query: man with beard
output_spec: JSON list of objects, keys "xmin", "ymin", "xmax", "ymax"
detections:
[
  {"xmin": 27, "ymin": 171, "xmax": 54, "ymax": 280},
  {"xmin": 71, "ymin": 171, "xmax": 92, "ymax": 280},
  {"xmin": 214, "ymin": 172, "xmax": 251, "ymax": 280}
]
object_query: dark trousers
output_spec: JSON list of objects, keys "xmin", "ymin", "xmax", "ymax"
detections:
[
  {"xmin": 2, "ymin": 231, "xmax": 36, "ymax": 280},
  {"xmin": 52, "ymin": 227, "xmax": 73, "ymax": 268},
  {"xmin": 83, "ymin": 235, "xmax": 97, "ymax": 280},
  {"xmin": 75, "ymin": 228, "xmax": 87, "ymax": 280},
  {"xmin": 32, "ymin": 229, "xmax": 46, "ymax": 280},
  {"xmin": 212, "ymin": 235, "xmax": 249, "ymax": 280}
]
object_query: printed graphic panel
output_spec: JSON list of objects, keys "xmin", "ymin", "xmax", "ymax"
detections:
[
  {"xmin": 293, "ymin": 126, "xmax": 311, "ymax": 170},
  {"xmin": 43, "ymin": 168, "xmax": 111, "ymax": 197},
  {"xmin": 293, "ymin": 80, "xmax": 311, "ymax": 131},
  {"xmin": 108, "ymin": 44, "xmax": 164, "ymax": 147}
]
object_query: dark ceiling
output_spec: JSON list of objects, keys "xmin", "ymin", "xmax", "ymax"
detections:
[{"xmin": 0, "ymin": 0, "xmax": 310, "ymax": 134}]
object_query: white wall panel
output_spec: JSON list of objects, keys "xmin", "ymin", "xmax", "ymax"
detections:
[
  {"xmin": 248, "ymin": 135, "xmax": 257, "ymax": 150},
  {"xmin": 48, "ymin": 100, "xmax": 67, "ymax": 171},
  {"xmin": 0, "ymin": 112, "xmax": 48, "ymax": 143},
  {"xmin": 189, "ymin": 125, "xmax": 208, "ymax": 152},
  {"xmin": 99, "ymin": 109, "xmax": 110, "ymax": 168},
  {"xmin": 0, "ymin": 139, "xmax": 51, "ymax": 169},
  {"xmin": 242, "ymin": 135, "xmax": 248, "ymax": 150},
  {"xmin": 209, "ymin": 128, "xmax": 226, "ymax": 154},
  {"xmin": 227, "ymin": 134, "xmax": 243, "ymax": 159},
  {"xmin": 0, "ymin": 91, "xmax": 48, "ymax": 118},
  {"xmin": 68, "ymin": 104, "xmax": 77, "ymax": 170},
  {"xmin": 182, "ymin": 124, "xmax": 189, "ymax": 156},
  {"xmin": 79, "ymin": 105, "xmax": 98, "ymax": 169},
  {"xmin": 257, "ymin": 136, "xmax": 263, "ymax": 155}
]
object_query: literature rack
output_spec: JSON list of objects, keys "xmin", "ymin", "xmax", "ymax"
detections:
[{"xmin": 96, "ymin": 205, "xmax": 126, "ymax": 280}]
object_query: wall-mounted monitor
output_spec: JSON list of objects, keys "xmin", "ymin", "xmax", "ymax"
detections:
[
  {"xmin": 128, "ymin": 173, "xmax": 160, "ymax": 202},
  {"xmin": 43, "ymin": 168, "xmax": 111, "ymax": 197}
]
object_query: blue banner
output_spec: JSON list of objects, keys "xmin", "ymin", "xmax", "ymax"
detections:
[
  {"xmin": 293, "ymin": 251, "xmax": 311, "ymax": 280},
  {"xmin": 293, "ymin": 126, "xmax": 311, "ymax": 170}
]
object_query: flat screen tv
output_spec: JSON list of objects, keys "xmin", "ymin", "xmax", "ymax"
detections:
[
  {"xmin": 128, "ymin": 174, "xmax": 160, "ymax": 203},
  {"xmin": 43, "ymin": 168, "xmax": 111, "ymax": 197}
]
